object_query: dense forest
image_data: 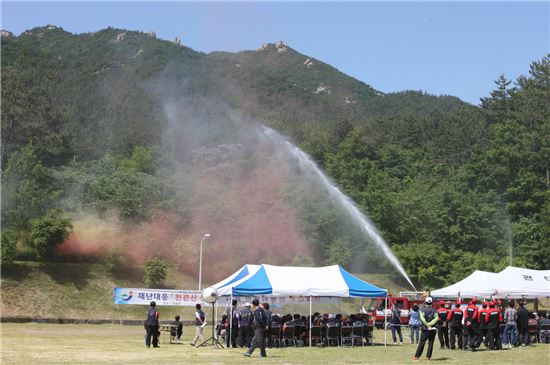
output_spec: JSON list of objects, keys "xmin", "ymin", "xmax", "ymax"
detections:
[{"xmin": 1, "ymin": 26, "xmax": 548, "ymax": 289}]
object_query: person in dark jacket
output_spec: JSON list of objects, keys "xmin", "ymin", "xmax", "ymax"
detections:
[
  {"xmin": 437, "ymin": 302, "xmax": 450, "ymax": 349},
  {"xmin": 486, "ymin": 301, "xmax": 503, "ymax": 350},
  {"xmin": 517, "ymin": 301, "xmax": 530, "ymax": 346},
  {"xmin": 243, "ymin": 299, "xmax": 268, "ymax": 358},
  {"xmin": 238, "ymin": 302, "xmax": 253, "ymax": 348},
  {"xmin": 464, "ymin": 298, "xmax": 480, "ymax": 351},
  {"xmin": 447, "ymin": 301, "xmax": 464, "ymax": 350},
  {"xmin": 226, "ymin": 299, "xmax": 239, "ymax": 348},
  {"xmin": 145, "ymin": 301, "xmax": 160, "ymax": 348},
  {"xmin": 390, "ymin": 304, "xmax": 404, "ymax": 344},
  {"xmin": 478, "ymin": 301, "xmax": 489, "ymax": 348},
  {"xmin": 413, "ymin": 297, "xmax": 439, "ymax": 361},
  {"xmin": 171, "ymin": 315, "xmax": 183, "ymax": 343}
]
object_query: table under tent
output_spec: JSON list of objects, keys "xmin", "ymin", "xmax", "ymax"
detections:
[{"xmin": 212, "ymin": 264, "xmax": 390, "ymax": 347}]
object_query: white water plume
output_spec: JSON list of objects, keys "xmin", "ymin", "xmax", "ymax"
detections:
[{"xmin": 262, "ymin": 126, "xmax": 417, "ymax": 290}]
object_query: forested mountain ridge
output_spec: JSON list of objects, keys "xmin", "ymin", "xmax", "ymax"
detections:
[{"xmin": 1, "ymin": 26, "xmax": 548, "ymax": 289}]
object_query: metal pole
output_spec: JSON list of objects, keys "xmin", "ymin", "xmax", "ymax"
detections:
[
  {"xmin": 229, "ymin": 294, "xmax": 233, "ymax": 347},
  {"xmin": 384, "ymin": 294, "xmax": 388, "ymax": 347},
  {"xmin": 309, "ymin": 296, "xmax": 313, "ymax": 348}
]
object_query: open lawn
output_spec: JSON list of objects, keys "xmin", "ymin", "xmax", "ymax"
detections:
[{"xmin": 2, "ymin": 323, "xmax": 549, "ymax": 365}]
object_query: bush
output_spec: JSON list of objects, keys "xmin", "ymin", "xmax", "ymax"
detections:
[
  {"xmin": 29, "ymin": 209, "xmax": 72, "ymax": 260},
  {"xmin": 143, "ymin": 257, "xmax": 168, "ymax": 287},
  {"xmin": 1, "ymin": 229, "xmax": 19, "ymax": 265}
]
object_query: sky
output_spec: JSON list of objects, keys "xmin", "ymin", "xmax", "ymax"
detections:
[{"xmin": 1, "ymin": 1, "xmax": 549, "ymax": 104}]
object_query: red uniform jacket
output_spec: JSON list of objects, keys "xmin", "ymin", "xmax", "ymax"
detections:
[
  {"xmin": 437, "ymin": 307, "xmax": 449, "ymax": 323},
  {"xmin": 464, "ymin": 304, "xmax": 479, "ymax": 326},
  {"xmin": 485, "ymin": 307, "xmax": 503, "ymax": 328},
  {"xmin": 447, "ymin": 307, "xmax": 464, "ymax": 327}
]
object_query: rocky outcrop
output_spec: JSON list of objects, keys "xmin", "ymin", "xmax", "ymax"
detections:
[
  {"xmin": 146, "ymin": 31, "xmax": 156, "ymax": 38},
  {"xmin": 0, "ymin": 30, "xmax": 13, "ymax": 38},
  {"xmin": 257, "ymin": 41, "xmax": 288, "ymax": 53},
  {"xmin": 110, "ymin": 32, "xmax": 126, "ymax": 43},
  {"xmin": 314, "ymin": 83, "xmax": 331, "ymax": 95},
  {"xmin": 303, "ymin": 58, "xmax": 314, "ymax": 68}
]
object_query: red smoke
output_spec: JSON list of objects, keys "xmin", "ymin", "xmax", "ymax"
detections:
[{"xmin": 58, "ymin": 155, "xmax": 311, "ymax": 283}]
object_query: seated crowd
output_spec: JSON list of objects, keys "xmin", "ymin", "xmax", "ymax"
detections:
[{"xmin": 218, "ymin": 302, "xmax": 373, "ymax": 348}]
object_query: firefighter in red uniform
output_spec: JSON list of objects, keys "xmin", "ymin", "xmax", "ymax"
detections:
[
  {"xmin": 447, "ymin": 301, "xmax": 464, "ymax": 350},
  {"xmin": 464, "ymin": 298, "xmax": 480, "ymax": 351},
  {"xmin": 437, "ymin": 302, "xmax": 450, "ymax": 349},
  {"xmin": 478, "ymin": 301, "xmax": 489, "ymax": 348},
  {"xmin": 486, "ymin": 301, "xmax": 503, "ymax": 350}
]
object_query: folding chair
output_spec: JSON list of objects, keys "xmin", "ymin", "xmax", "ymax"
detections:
[
  {"xmin": 340, "ymin": 326, "xmax": 353, "ymax": 347},
  {"xmin": 326, "ymin": 324, "xmax": 340, "ymax": 346},
  {"xmin": 282, "ymin": 325, "xmax": 296, "ymax": 347},
  {"xmin": 309, "ymin": 326, "xmax": 325, "ymax": 346},
  {"xmin": 352, "ymin": 323, "xmax": 364, "ymax": 346},
  {"xmin": 363, "ymin": 325, "xmax": 374, "ymax": 346},
  {"xmin": 268, "ymin": 325, "xmax": 282, "ymax": 348}
]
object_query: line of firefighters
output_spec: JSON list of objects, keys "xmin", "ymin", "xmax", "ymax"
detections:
[{"xmin": 392, "ymin": 297, "xmax": 528, "ymax": 351}]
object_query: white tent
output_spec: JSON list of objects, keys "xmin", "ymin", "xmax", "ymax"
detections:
[
  {"xmin": 431, "ymin": 266, "xmax": 550, "ymax": 299},
  {"xmin": 431, "ymin": 270, "xmax": 499, "ymax": 298},
  {"xmin": 212, "ymin": 264, "xmax": 261, "ymax": 297},
  {"xmin": 489, "ymin": 266, "xmax": 550, "ymax": 299}
]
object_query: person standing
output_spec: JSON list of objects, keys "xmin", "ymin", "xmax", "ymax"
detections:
[
  {"xmin": 226, "ymin": 299, "xmax": 239, "ymax": 348},
  {"xmin": 464, "ymin": 298, "xmax": 480, "ymax": 351},
  {"xmin": 145, "ymin": 301, "xmax": 160, "ymax": 348},
  {"xmin": 503, "ymin": 301, "xmax": 517, "ymax": 348},
  {"xmin": 390, "ymin": 304, "xmax": 404, "ymax": 344},
  {"xmin": 447, "ymin": 301, "xmax": 464, "ymax": 350},
  {"xmin": 437, "ymin": 302, "xmax": 450, "ymax": 349},
  {"xmin": 238, "ymin": 302, "xmax": 253, "ymax": 348},
  {"xmin": 517, "ymin": 301, "xmax": 529, "ymax": 347},
  {"xmin": 408, "ymin": 304, "xmax": 421, "ymax": 344},
  {"xmin": 191, "ymin": 303, "xmax": 206, "ymax": 347},
  {"xmin": 243, "ymin": 299, "xmax": 268, "ymax": 358},
  {"xmin": 478, "ymin": 301, "xmax": 489, "ymax": 348},
  {"xmin": 413, "ymin": 297, "xmax": 439, "ymax": 361},
  {"xmin": 486, "ymin": 301, "xmax": 503, "ymax": 350}
]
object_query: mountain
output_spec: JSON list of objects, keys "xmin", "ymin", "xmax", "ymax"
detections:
[{"xmin": 1, "ymin": 26, "xmax": 548, "ymax": 290}]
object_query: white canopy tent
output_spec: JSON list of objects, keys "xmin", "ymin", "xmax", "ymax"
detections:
[
  {"xmin": 431, "ymin": 266, "xmax": 550, "ymax": 299},
  {"xmin": 430, "ymin": 270, "xmax": 499, "ymax": 298}
]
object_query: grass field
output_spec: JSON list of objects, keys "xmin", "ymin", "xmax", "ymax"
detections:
[{"xmin": 2, "ymin": 323, "xmax": 549, "ymax": 365}]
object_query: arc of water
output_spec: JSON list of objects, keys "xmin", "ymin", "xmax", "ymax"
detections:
[{"xmin": 262, "ymin": 126, "xmax": 416, "ymax": 291}]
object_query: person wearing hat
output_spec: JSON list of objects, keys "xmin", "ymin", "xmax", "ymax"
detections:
[
  {"xmin": 464, "ymin": 298, "xmax": 480, "ymax": 351},
  {"xmin": 486, "ymin": 301, "xmax": 503, "ymax": 350},
  {"xmin": 436, "ymin": 302, "xmax": 450, "ymax": 349},
  {"xmin": 413, "ymin": 297, "xmax": 439, "ymax": 361},
  {"xmin": 238, "ymin": 302, "xmax": 253, "ymax": 348},
  {"xmin": 447, "ymin": 301, "xmax": 464, "ymax": 350}
]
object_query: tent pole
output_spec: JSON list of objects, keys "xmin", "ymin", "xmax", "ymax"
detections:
[
  {"xmin": 309, "ymin": 296, "xmax": 312, "ymax": 348},
  {"xmin": 384, "ymin": 294, "xmax": 388, "ymax": 347},
  {"xmin": 229, "ymin": 294, "xmax": 233, "ymax": 348}
]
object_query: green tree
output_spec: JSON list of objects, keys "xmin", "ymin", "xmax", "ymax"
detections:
[
  {"xmin": 1, "ymin": 144, "xmax": 60, "ymax": 230},
  {"xmin": 1, "ymin": 229, "xmax": 19, "ymax": 265},
  {"xmin": 143, "ymin": 257, "xmax": 168, "ymax": 287},
  {"xmin": 29, "ymin": 209, "xmax": 72, "ymax": 260}
]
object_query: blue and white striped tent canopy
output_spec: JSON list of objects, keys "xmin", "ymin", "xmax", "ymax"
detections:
[{"xmin": 213, "ymin": 264, "xmax": 387, "ymax": 298}]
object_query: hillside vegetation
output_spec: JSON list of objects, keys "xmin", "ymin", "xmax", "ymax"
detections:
[{"xmin": 1, "ymin": 26, "xmax": 549, "ymax": 296}]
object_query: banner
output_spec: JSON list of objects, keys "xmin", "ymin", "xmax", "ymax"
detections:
[{"xmin": 114, "ymin": 287, "xmax": 339, "ymax": 306}]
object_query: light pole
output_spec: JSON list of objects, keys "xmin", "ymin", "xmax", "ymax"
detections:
[{"xmin": 198, "ymin": 233, "xmax": 211, "ymax": 291}]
